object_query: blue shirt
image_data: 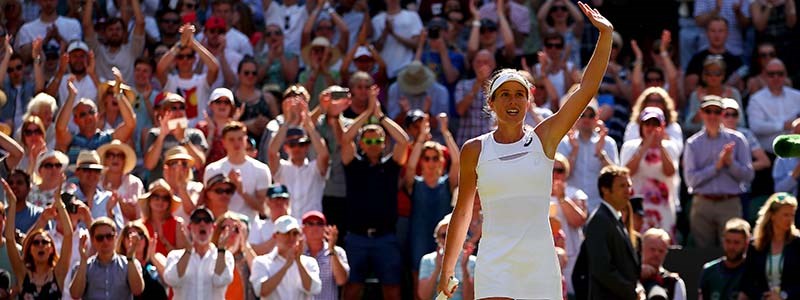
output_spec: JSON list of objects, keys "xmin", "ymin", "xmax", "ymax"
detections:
[
  {"xmin": 557, "ymin": 132, "xmax": 620, "ymax": 212},
  {"xmin": 13, "ymin": 202, "xmax": 43, "ymax": 233},
  {"xmin": 683, "ymin": 127, "xmax": 754, "ymax": 195},
  {"xmin": 74, "ymin": 187, "xmax": 123, "ymax": 229},
  {"xmin": 72, "ymin": 254, "xmax": 141, "ymax": 300},
  {"xmin": 67, "ymin": 130, "xmax": 114, "ymax": 163},
  {"xmin": 773, "ymin": 157, "xmax": 799, "ymax": 195}
]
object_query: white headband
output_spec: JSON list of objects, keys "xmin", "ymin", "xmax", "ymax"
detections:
[{"xmin": 488, "ymin": 71, "xmax": 531, "ymax": 99}]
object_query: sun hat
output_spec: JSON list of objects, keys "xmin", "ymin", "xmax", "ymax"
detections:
[
  {"xmin": 97, "ymin": 139, "xmax": 137, "ymax": 174},
  {"xmin": 397, "ymin": 61, "xmax": 436, "ymax": 95}
]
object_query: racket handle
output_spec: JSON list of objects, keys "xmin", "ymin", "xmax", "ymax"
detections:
[{"xmin": 435, "ymin": 276, "xmax": 460, "ymax": 300}]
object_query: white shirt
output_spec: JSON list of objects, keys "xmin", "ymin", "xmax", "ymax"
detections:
[
  {"xmin": 58, "ymin": 74, "xmax": 98, "ymax": 105},
  {"xmin": 264, "ymin": 3, "xmax": 308, "ymax": 56},
  {"xmin": 276, "ymin": 158, "xmax": 326, "ymax": 220},
  {"xmin": 226, "ymin": 28, "xmax": 254, "ymax": 56},
  {"xmin": 164, "ymin": 245, "xmax": 235, "ymax": 300},
  {"xmin": 87, "ymin": 31, "xmax": 145, "ymax": 83},
  {"xmin": 209, "ymin": 49, "xmax": 244, "ymax": 90},
  {"xmin": 601, "ymin": 200, "xmax": 623, "ymax": 220},
  {"xmin": 371, "ymin": 10, "xmax": 423, "ymax": 78},
  {"xmin": 557, "ymin": 132, "xmax": 620, "ymax": 212},
  {"xmin": 250, "ymin": 249, "xmax": 322, "ymax": 300},
  {"xmin": 249, "ymin": 216, "xmax": 276, "ymax": 247},
  {"xmin": 15, "ymin": 16, "xmax": 82, "ymax": 49},
  {"xmin": 204, "ymin": 156, "xmax": 272, "ymax": 221},
  {"xmin": 746, "ymin": 86, "xmax": 800, "ymax": 153},
  {"xmin": 164, "ymin": 73, "xmax": 211, "ymax": 124}
]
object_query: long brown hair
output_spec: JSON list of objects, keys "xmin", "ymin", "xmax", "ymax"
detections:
[
  {"xmin": 629, "ymin": 87, "xmax": 678, "ymax": 125},
  {"xmin": 115, "ymin": 222, "xmax": 151, "ymax": 257},
  {"xmin": 22, "ymin": 229, "xmax": 58, "ymax": 270},
  {"xmin": 754, "ymin": 193, "xmax": 800, "ymax": 251}
]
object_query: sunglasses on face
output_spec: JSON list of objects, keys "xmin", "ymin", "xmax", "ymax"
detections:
[
  {"xmin": 191, "ymin": 215, "xmax": 214, "ymax": 224},
  {"xmin": 183, "ymin": 2, "xmax": 196, "ymax": 9},
  {"xmin": 641, "ymin": 120, "xmax": 661, "ymax": 127},
  {"xmin": 645, "ymin": 77, "xmax": 663, "ymax": 83},
  {"xmin": 23, "ymin": 129, "xmax": 43, "ymax": 136},
  {"xmin": 31, "ymin": 238, "xmax": 52, "ymax": 247},
  {"xmin": 7, "ymin": 65, "xmax": 23, "ymax": 73},
  {"xmin": 724, "ymin": 111, "xmax": 739, "ymax": 118},
  {"xmin": 166, "ymin": 160, "xmax": 189, "ymax": 167},
  {"xmin": 104, "ymin": 151, "xmax": 125, "ymax": 159},
  {"xmin": 167, "ymin": 104, "xmax": 186, "ymax": 111},
  {"xmin": 551, "ymin": 5, "xmax": 568, "ymax": 12},
  {"xmin": 150, "ymin": 194, "xmax": 172, "ymax": 201},
  {"xmin": 479, "ymin": 27, "xmax": 497, "ymax": 34},
  {"xmin": 212, "ymin": 188, "xmax": 235, "ymax": 195},
  {"xmin": 303, "ymin": 221, "xmax": 325, "ymax": 227},
  {"xmin": 421, "ymin": 155, "xmax": 440, "ymax": 162},
  {"xmin": 767, "ymin": 70, "xmax": 786, "ymax": 78},
  {"xmin": 362, "ymin": 137, "xmax": 385, "ymax": 145},
  {"xmin": 703, "ymin": 108, "xmax": 723, "ymax": 115},
  {"xmin": 41, "ymin": 162, "xmax": 63, "ymax": 169},
  {"xmin": 161, "ymin": 18, "xmax": 180, "ymax": 25},
  {"xmin": 265, "ymin": 30, "xmax": 283, "ymax": 37},
  {"xmin": 241, "ymin": 70, "xmax": 257, "ymax": 76},
  {"xmin": 545, "ymin": 42, "xmax": 564, "ymax": 49},
  {"xmin": 176, "ymin": 54, "xmax": 195, "ymax": 60},
  {"xmin": 316, "ymin": 25, "xmax": 334, "ymax": 31},
  {"xmin": 208, "ymin": 29, "xmax": 225, "ymax": 35},
  {"xmin": 552, "ymin": 167, "xmax": 566, "ymax": 174},
  {"xmin": 580, "ymin": 112, "xmax": 596, "ymax": 119},
  {"xmin": 703, "ymin": 70, "xmax": 723, "ymax": 77},
  {"xmin": 759, "ymin": 52, "xmax": 776, "ymax": 59},
  {"xmin": 94, "ymin": 233, "xmax": 116, "ymax": 242},
  {"xmin": 77, "ymin": 109, "xmax": 96, "ymax": 119}
]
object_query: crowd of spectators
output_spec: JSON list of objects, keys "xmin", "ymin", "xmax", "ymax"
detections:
[{"xmin": 0, "ymin": 0, "xmax": 797, "ymax": 299}]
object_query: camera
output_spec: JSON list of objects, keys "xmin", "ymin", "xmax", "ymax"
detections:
[
  {"xmin": 331, "ymin": 89, "xmax": 350, "ymax": 100},
  {"xmin": 61, "ymin": 192, "xmax": 78, "ymax": 214},
  {"xmin": 428, "ymin": 27, "xmax": 440, "ymax": 39}
]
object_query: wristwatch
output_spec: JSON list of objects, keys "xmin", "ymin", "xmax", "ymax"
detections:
[{"xmin": 472, "ymin": 20, "xmax": 481, "ymax": 27}]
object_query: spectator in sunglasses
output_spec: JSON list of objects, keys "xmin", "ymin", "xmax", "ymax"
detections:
[
  {"xmin": 250, "ymin": 215, "xmax": 322, "ymax": 299},
  {"xmin": 746, "ymin": 42, "xmax": 792, "ymax": 96},
  {"xmin": 264, "ymin": 0, "xmax": 309, "ymax": 56},
  {"xmin": 529, "ymin": 32, "xmax": 580, "ymax": 100},
  {"xmin": 720, "ymin": 98, "xmax": 773, "ymax": 199},
  {"xmin": 29, "ymin": 150, "xmax": 70, "ymax": 209},
  {"xmin": 249, "ymin": 184, "xmax": 291, "ymax": 255},
  {"xmin": 302, "ymin": 210, "xmax": 350, "ymax": 300},
  {"xmin": 81, "ymin": 0, "xmax": 145, "ymax": 84},
  {"xmin": 54, "ymin": 71, "xmax": 136, "ymax": 164},
  {"xmin": 683, "ymin": 96, "xmax": 753, "ymax": 248},
  {"xmin": 156, "ymin": 9, "xmax": 182, "ymax": 47},
  {"xmin": 70, "ymin": 217, "xmax": 145, "ymax": 299},
  {"xmin": 268, "ymin": 102, "xmax": 329, "ymax": 220},
  {"xmin": 747, "ymin": 58, "xmax": 800, "ymax": 156},
  {"xmin": 144, "ymin": 92, "xmax": 208, "ymax": 183},
  {"xmin": 255, "ymin": 24, "xmax": 300, "ymax": 91},
  {"xmin": 99, "ymin": 139, "xmax": 143, "ymax": 222},
  {"xmin": 537, "ymin": 0, "xmax": 583, "ymax": 66},
  {"xmin": 684, "ymin": 17, "xmax": 744, "ymax": 100},
  {"xmin": 116, "ymin": 222, "xmax": 169, "ymax": 300},
  {"xmin": 141, "ymin": 179, "xmax": 189, "ymax": 256},
  {"xmin": 557, "ymin": 100, "xmax": 619, "ymax": 213},
  {"xmin": 18, "ymin": 92, "xmax": 58, "ymax": 148},
  {"xmin": 683, "ymin": 55, "xmax": 744, "ymax": 138},
  {"xmin": 4, "ymin": 178, "xmax": 74, "ymax": 299},
  {"xmin": 200, "ymin": 173, "xmax": 237, "ymax": 218},
  {"xmin": 201, "ymin": 16, "xmax": 244, "ymax": 88},
  {"xmin": 204, "ymin": 121, "xmax": 272, "ymax": 221},
  {"xmin": 0, "ymin": 52, "xmax": 36, "ymax": 131},
  {"xmin": 234, "ymin": 57, "xmax": 279, "ymax": 141},
  {"xmin": 162, "ymin": 146, "xmax": 204, "ymax": 220},
  {"xmin": 164, "ymin": 206, "xmax": 235, "ymax": 300},
  {"xmin": 211, "ymin": 212, "xmax": 257, "ymax": 300}
]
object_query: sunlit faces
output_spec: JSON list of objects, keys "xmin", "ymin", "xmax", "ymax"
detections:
[
  {"xmin": 764, "ymin": 60, "xmax": 787, "ymax": 90},
  {"xmin": 134, "ymin": 63, "xmax": 153, "ymax": 86},
  {"xmin": 642, "ymin": 235, "xmax": 668, "ymax": 268},
  {"xmin": 604, "ymin": 175, "xmax": 632, "ymax": 208},
  {"xmin": 92, "ymin": 225, "xmax": 118, "ymax": 254},
  {"xmin": 38, "ymin": 158, "xmax": 63, "ymax": 181},
  {"xmin": 103, "ymin": 150, "xmax": 126, "ymax": 172},
  {"xmin": 207, "ymin": 181, "xmax": 235, "ymax": 207},
  {"xmin": 274, "ymin": 229, "xmax": 302, "ymax": 250},
  {"xmin": 148, "ymin": 191, "xmax": 173, "ymax": 214},
  {"xmin": 222, "ymin": 129, "xmax": 247, "ymax": 152},
  {"xmin": 28, "ymin": 233, "xmax": 54, "ymax": 262},
  {"xmin": 702, "ymin": 64, "xmax": 724, "ymax": 87},
  {"xmin": 189, "ymin": 211, "xmax": 215, "ymax": 245},
  {"xmin": 701, "ymin": 105, "xmax": 723, "ymax": 127},
  {"xmin": 104, "ymin": 20, "xmax": 126, "ymax": 47},
  {"xmin": 7, "ymin": 173, "xmax": 31, "ymax": 200},
  {"xmin": 73, "ymin": 103, "xmax": 98, "ymax": 131},
  {"xmin": 210, "ymin": 97, "xmax": 233, "ymax": 117},
  {"xmin": 238, "ymin": 62, "xmax": 258, "ymax": 84},
  {"xmin": 721, "ymin": 108, "xmax": 739, "ymax": 129},
  {"xmin": 358, "ymin": 129, "xmax": 386, "ymax": 157},
  {"xmin": 770, "ymin": 204, "xmax": 796, "ymax": 234},
  {"xmin": 489, "ymin": 81, "xmax": 529, "ymax": 122},
  {"xmin": 68, "ymin": 50, "xmax": 87, "ymax": 74},
  {"xmin": 706, "ymin": 19, "xmax": 728, "ymax": 49}
]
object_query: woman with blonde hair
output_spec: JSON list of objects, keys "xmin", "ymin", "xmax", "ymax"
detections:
[
  {"xmin": 623, "ymin": 86, "xmax": 683, "ymax": 148},
  {"xmin": 17, "ymin": 93, "xmax": 58, "ymax": 146},
  {"xmin": 140, "ymin": 179, "xmax": 188, "ymax": 256},
  {"xmin": 739, "ymin": 193, "xmax": 800, "ymax": 300},
  {"xmin": 210, "ymin": 212, "xmax": 257, "ymax": 300},
  {"xmin": 116, "ymin": 222, "xmax": 168, "ymax": 300},
  {"xmin": 17, "ymin": 115, "xmax": 49, "ymax": 174},
  {"xmin": 4, "ymin": 178, "xmax": 73, "ymax": 299}
]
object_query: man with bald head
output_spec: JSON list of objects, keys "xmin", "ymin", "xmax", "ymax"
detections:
[{"xmin": 746, "ymin": 58, "xmax": 800, "ymax": 154}]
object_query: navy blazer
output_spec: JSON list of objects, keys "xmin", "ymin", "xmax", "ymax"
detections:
[
  {"xmin": 584, "ymin": 203, "xmax": 641, "ymax": 300},
  {"xmin": 740, "ymin": 237, "xmax": 800, "ymax": 300}
]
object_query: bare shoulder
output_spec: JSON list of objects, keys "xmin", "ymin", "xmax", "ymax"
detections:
[{"xmin": 460, "ymin": 137, "xmax": 483, "ymax": 162}]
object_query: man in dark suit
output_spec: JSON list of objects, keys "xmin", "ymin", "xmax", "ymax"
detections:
[{"xmin": 584, "ymin": 165, "xmax": 641, "ymax": 300}]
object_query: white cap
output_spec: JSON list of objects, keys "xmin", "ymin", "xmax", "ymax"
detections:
[
  {"xmin": 67, "ymin": 40, "xmax": 89, "ymax": 53},
  {"xmin": 209, "ymin": 87, "xmax": 235, "ymax": 105},
  {"xmin": 354, "ymin": 46, "xmax": 372, "ymax": 59},
  {"xmin": 721, "ymin": 97, "xmax": 739, "ymax": 111},
  {"xmin": 274, "ymin": 215, "xmax": 301, "ymax": 234}
]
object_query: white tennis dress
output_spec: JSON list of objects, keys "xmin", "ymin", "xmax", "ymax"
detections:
[{"xmin": 474, "ymin": 129, "xmax": 563, "ymax": 299}]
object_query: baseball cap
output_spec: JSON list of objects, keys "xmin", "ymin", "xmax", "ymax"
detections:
[
  {"xmin": 286, "ymin": 128, "xmax": 310, "ymax": 144},
  {"xmin": 404, "ymin": 109, "xmax": 426, "ymax": 127},
  {"xmin": 700, "ymin": 95, "xmax": 723, "ymax": 109},
  {"xmin": 301, "ymin": 210, "xmax": 326, "ymax": 224},
  {"xmin": 205, "ymin": 16, "xmax": 226, "ymax": 30},
  {"xmin": 67, "ymin": 40, "xmax": 89, "ymax": 53},
  {"xmin": 209, "ymin": 87, "xmax": 235, "ymax": 105},
  {"xmin": 639, "ymin": 107, "xmax": 665, "ymax": 125},
  {"xmin": 274, "ymin": 215, "xmax": 301, "ymax": 234},
  {"xmin": 480, "ymin": 18, "xmax": 498, "ymax": 30},
  {"xmin": 354, "ymin": 46, "xmax": 372, "ymax": 59},
  {"xmin": 190, "ymin": 206, "xmax": 215, "ymax": 223},
  {"xmin": 721, "ymin": 97, "xmax": 739, "ymax": 111},
  {"xmin": 630, "ymin": 196, "xmax": 644, "ymax": 216},
  {"xmin": 267, "ymin": 184, "xmax": 290, "ymax": 199}
]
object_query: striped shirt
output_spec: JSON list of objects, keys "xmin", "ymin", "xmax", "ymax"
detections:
[
  {"xmin": 304, "ymin": 242, "xmax": 350, "ymax": 300},
  {"xmin": 455, "ymin": 79, "xmax": 492, "ymax": 146}
]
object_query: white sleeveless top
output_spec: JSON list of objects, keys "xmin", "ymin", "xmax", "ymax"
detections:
[{"xmin": 474, "ymin": 129, "xmax": 563, "ymax": 299}]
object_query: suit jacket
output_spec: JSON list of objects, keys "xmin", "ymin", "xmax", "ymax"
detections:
[
  {"xmin": 0, "ymin": 79, "xmax": 35, "ymax": 128},
  {"xmin": 584, "ymin": 203, "xmax": 641, "ymax": 300},
  {"xmin": 740, "ymin": 238, "xmax": 800, "ymax": 300}
]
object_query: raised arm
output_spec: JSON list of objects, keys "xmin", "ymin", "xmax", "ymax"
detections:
[
  {"xmin": 131, "ymin": 0, "xmax": 146, "ymax": 37},
  {"xmin": 0, "ymin": 131, "xmax": 23, "ymax": 171},
  {"xmin": 32, "ymin": 38, "xmax": 45, "ymax": 93},
  {"xmin": 536, "ymin": 2, "xmax": 613, "ymax": 159},
  {"xmin": 303, "ymin": 112, "xmax": 329, "ymax": 176},
  {"xmin": 81, "ymin": 0, "xmax": 96, "ymax": 42},
  {"xmin": 191, "ymin": 36, "xmax": 220, "ymax": 87},
  {"xmin": 341, "ymin": 86, "xmax": 378, "ymax": 165},
  {"xmin": 0, "ymin": 35, "xmax": 12, "ymax": 87},
  {"xmin": 373, "ymin": 101, "xmax": 410, "ymax": 165},
  {"xmin": 405, "ymin": 122, "xmax": 428, "ymax": 194},
  {"xmin": 55, "ymin": 79, "xmax": 78, "ymax": 151},
  {"xmin": 439, "ymin": 114, "xmax": 460, "ymax": 191},
  {"xmin": 53, "ymin": 187, "xmax": 74, "ymax": 289},
  {"xmin": 330, "ymin": 10, "xmax": 350, "ymax": 54},
  {"xmin": 110, "ymin": 68, "xmax": 137, "ymax": 142},
  {"xmin": 629, "ymin": 40, "xmax": 645, "ymax": 100},
  {"xmin": 495, "ymin": 0, "xmax": 516, "ymax": 60},
  {"xmin": 466, "ymin": 1, "xmax": 481, "ymax": 59},
  {"xmin": 2, "ymin": 179, "xmax": 25, "ymax": 283},
  {"xmin": 301, "ymin": 1, "xmax": 322, "ymax": 48},
  {"xmin": 267, "ymin": 107, "xmax": 294, "ymax": 175},
  {"xmin": 658, "ymin": 30, "xmax": 681, "ymax": 102}
]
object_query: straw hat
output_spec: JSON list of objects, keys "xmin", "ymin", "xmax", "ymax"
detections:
[
  {"xmin": 138, "ymin": 179, "xmax": 181, "ymax": 214},
  {"xmin": 164, "ymin": 146, "xmax": 195, "ymax": 167},
  {"xmin": 69, "ymin": 150, "xmax": 105, "ymax": 172},
  {"xmin": 32, "ymin": 150, "xmax": 69, "ymax": 184},
  {"xmin": 397, "ymin": 61, "xmax": 435, "ymax": 95},
  {"xmin": 301, "ymin": 37, "xmax": 341, "ymax": 68},
  {"xmin": 97, "ymin": 139, "xmax": 137, "ymax": 174}
]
